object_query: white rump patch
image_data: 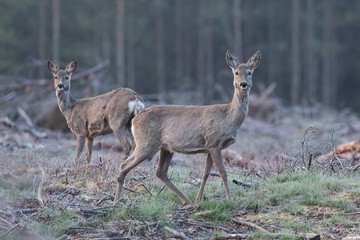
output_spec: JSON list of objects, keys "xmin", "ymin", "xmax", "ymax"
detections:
[{"xmin": 128, "ymin": 99, "xmax": 145, "ymax": 115}]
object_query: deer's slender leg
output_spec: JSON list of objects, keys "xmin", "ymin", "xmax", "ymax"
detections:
[
  {"xmin": 156, "ymin": 148, "xmax": 192, "ymax": 205},
  {"xmin": 85, "ymin": 137, "xmax": 93, "ymax": 163},
  {"xmin": 114, "ymin": 148, "xmax": 152, "ymax": 204},
  {"xmin": 113, "ymin": 126, "xmax": 132, "ymax": 159},
  {"xmin": 195, "ymin": 154, "xmax": 213, "ymax": 202},
  {"xmin": 76, "ymin": 135, "xmax": 86, "ymax": 161},
  {"xmin": 126, "ymin": 125, "xmax": 136, "ymax": 152},
  {"xmin": 209, "ymin": 148, "xmax": 231, "ymax": 200}
]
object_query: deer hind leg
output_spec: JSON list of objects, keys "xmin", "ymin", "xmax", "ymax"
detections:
[
  {"xmin": 195, "ymin": 154, "xmax": 213, "ymax": 202},
  {"xmin": 113, "ymin": 147, "xmax": 153, "ymax": 204},
  {"xmin": 76, "ymin": 135, "xmax": 85, "ymax": 162},
  {"xmin": 156, "ymin": 148, "xmax": 192, "ymax": 205},
  {"xmin": 113, "ymin": 126, "xmax": 132, "ymax": 160},
  {"xmin": 85, "ymin": 137, "xmax": 93, "ymax": 163},
  {"xmin": 209, "ymin": 148, "xmax": 231, "ymax": 200}
]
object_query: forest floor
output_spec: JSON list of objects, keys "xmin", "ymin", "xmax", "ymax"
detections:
[{"xmin": 1, "ymin": 98, "xmax": 360, "ymax": 240}]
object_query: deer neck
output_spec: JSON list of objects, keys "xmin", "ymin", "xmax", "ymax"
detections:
[
  {"xmin": 56, "ymin": 90, "xmax": 76, "ymax": 117},
  {"xmin": 229, "ymin": 87, "xmax": 249, "ymax": 125}
]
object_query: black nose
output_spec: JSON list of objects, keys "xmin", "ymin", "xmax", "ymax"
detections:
[
  {"xmin": 57, "ymin": 83, "xmax": 64, "ymax": 89},
  {"xmin": 240, "ymin": 82, "xmax": 248, "ymax": 88}
]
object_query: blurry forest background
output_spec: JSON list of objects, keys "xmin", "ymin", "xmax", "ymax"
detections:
[{"xmin": 0, "ymin": 0, "xmax": 359, "ymax": 110}]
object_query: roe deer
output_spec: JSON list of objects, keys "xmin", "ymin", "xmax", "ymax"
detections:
[
  {"xmin": 48, "ymin": 59, "xmax": 145, "ymax": 163},
  {"xmin": 113, "ymin": 50, "xmax": 261, "ymax": 204}
]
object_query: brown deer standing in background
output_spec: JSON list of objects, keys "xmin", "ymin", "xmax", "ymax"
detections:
[
  {"xmin": 48, "ymin": 59, "xmax": 145, "ymax": 163},
  {"xmin": 114, "ymin": 50, "xmax": 261, "ymax": 204}
]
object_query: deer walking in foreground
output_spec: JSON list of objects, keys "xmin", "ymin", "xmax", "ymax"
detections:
[
  {"xmin": 113, "ymin": 50, "xmax": 261, "ymax": 204},
  {"xmin": 48, "ymin": 59, "xmax": 145, "ymax": 163}
]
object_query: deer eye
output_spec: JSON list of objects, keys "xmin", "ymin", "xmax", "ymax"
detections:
[
  {"xmin": 248, "ymin": 72, "xmax": 252, "ymax": 75},
  {"xmin": 235, "ymin": 72, "xmax": 239, "ymax": 75},
  {"xmin": 66, "ymin": 77, "xmax": 69, "ymax": 80},
  {"xmin": 54, "ymin": 76, "xmax": 58, "ymax": 79}
]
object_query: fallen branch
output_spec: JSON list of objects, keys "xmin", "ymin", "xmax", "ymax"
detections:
[
  {"xmin": 194, "ymin": 210, "xmax": 216, "ymax": 217},
  {"xmin": 2, "ymin": 223, "xmax": 20, "ymax": 237},
  {"xmin": 210, "ymin": 233, "xmax": 252, "ymax": 240},
  {"xmin": 17, "ymin": 107, "xmax": 34, "ymax": 127},
  {"xmin": 258, "ymin": 82, "xmax": 277, "ymax": 102},
  {"xmin": 232, "ymin": 179, "xmax": 252, "ymax": 188},
  {"xmin": 232, "ymin": 218, "xmax": 270, "ymax": 234},
  {"xmin": 164, "ymin": 226, "xmax": 189, "ymax": 240},
  {"xmin": 0, "ymin": 60, "xmax": 110, "ymax": 92},
  {"xmin": 0, "ymin": 116, "xmax": 47, "ymax": 138}
]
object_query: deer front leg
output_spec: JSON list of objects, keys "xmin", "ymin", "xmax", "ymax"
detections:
[
  {"xmin": 85, "ymin": 137, "xmax": 93, "ymax": 163},
  {"xmin": 156, "ymin": 148, "xmax": 192, "ymax": 205},
  {"xmin": 113, "ymin": 127, "xmax": 132, "ymax": 160},
  {"xmin": 195, "ymin": 154, "xmax": 213, "ymax": 202},
  {"xmin": 209, "ymin": 148, "xmax": 231, "ymax": 200},
  {"xmin": 127, "ymin": 126, "xmax": 136, "ymax": 152},
  {"xmin": 76, "ymin": 135, "xmax": 85, "ymax": 162}
]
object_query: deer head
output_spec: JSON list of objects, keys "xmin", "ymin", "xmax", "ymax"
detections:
[
  {"xmin": 48, "ymin": 59, "xmax": 77, "ymax": 93},
  {"xmin": 226, "ymin": 50, "xmax": 261, "ymax": 92}
]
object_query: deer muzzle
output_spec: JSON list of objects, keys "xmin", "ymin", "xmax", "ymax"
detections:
[
  {"xmin": 57, "ymin": 83, "xmax": 64, "ymax": 91},
  {"xmin": 240, "ymin": 82, "xmax": 248, "ymax": 89}
]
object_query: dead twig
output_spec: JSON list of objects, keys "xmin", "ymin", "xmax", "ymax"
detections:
[
  {"xmin": 232, "ymin": 218, "xmax": 270, "ymax": 234},
  {"xmin": 141, "ymin": 183, "xmax": 153, "ymax": 197},
  {"xmin": 2, "ymin": 223, "xmax": 20, "ymax": 237},
  {"xmin": 164, "ymin": 226, "xmax": 189, "ymax": 240}
]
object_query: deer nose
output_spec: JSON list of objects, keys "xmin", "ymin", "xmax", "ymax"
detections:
[
  {"xmin": 57, "ymin": 83, "xmax": 64, "ymax": 90},
  {"xmin": 240, "ymin": 82, "xmax": 248, "ymax": 89}
]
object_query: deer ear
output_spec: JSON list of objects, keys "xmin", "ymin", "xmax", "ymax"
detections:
[
  {"xmin": 247, "ymin": 50, "xmax": 261, "ymax": 69},
  {"xmin": 225, "ymin": 50, "xmax": 240, "ymax": 69},
  {"xmin": 47, "ymin": 59, "xmax": 59, "ymax": 74},
  {"xmin": 65, "ymin": 59, "xmax": 77, "ymax": 74}
]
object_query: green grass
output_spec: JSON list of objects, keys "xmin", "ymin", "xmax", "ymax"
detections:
[
  {"xmin": 241, "ymin": 171, "xmax": 360, "ymax": 212},
  {"xmin": 194, "ymin": 199, "xmax": 237, "ymax": 222},
  {"xmin": 134, "ymin": 196, "xmax": 172, "ymax": 222},
  {"xmin": 254, "ymin": 230, "xmax": 299, "ymax": 240},
  {"xmin": 3, "ymin": 166, "xmax": 360, "ymax": 239},
  {"xmin": 328, "ymin": 215, "xmax": 354, "ymax": 227},
  {"xmin": 281, "ymin": 203, "xmax": 302, "ymax": 215},
  {"xmin": 23, "ymin": 208, "xmax": 78, "ymax": 238}
]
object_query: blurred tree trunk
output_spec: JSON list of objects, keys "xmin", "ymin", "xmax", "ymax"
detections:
[
  {"xmin": 183, "ymin": 0, "xmax": 192, "ymax": 90},
  {"xmin": 306, "ymin": 0, "xmax": 316, "ymax": 103},
  {"xmin": 52, "ymin": 0, "xmax": 59, "ymax": 62},
  {"xmin": 322, "ymin": 0, "xmax": 332, "ymax": 106},
  {"xmin": 198, "ymin": 0, "xmax": 206, "ymax": 103},
  {"xmin": 156, "ymin": 0, "xmax": 165, "ymax": 99},
  {"xmin": 233, "ymin": 0, "xmax": 242, "ymax": 61},
  {"xmin": 291, "ymin": 0, "xmax": 300, "ymax": 105},
  {"xmin": 198, "ymin": 0, "xmax": 214, "ymax": 104},
  {"xmin": 126, "ymin": 17, "xmax": 135, "ymax": 90},
  {"xmin": 205, "ymin": 2, "xmax": 214, "ymax": 105},
  {"xmin": 243, "ymin": 0, "xmax": 253, "ymax": 57},
  {"xmin": 116, "ymin": 0, "xmax": 126, "ymax": 87},
  {"xmin": 38, "ymin": 0, "xmax": 46, "ymax": 78},
  {"xmin": 175, "ymin": 0, "xmax": 183, "ymax": 88},
  {"xmin": 267, "ymin": 1, "xmax": 276, "ymax": 86}
]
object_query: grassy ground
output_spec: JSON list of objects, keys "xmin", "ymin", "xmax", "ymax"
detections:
[{"xmin": 0, "ymin": 153, "xmax": 359, "ymax": 239}]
